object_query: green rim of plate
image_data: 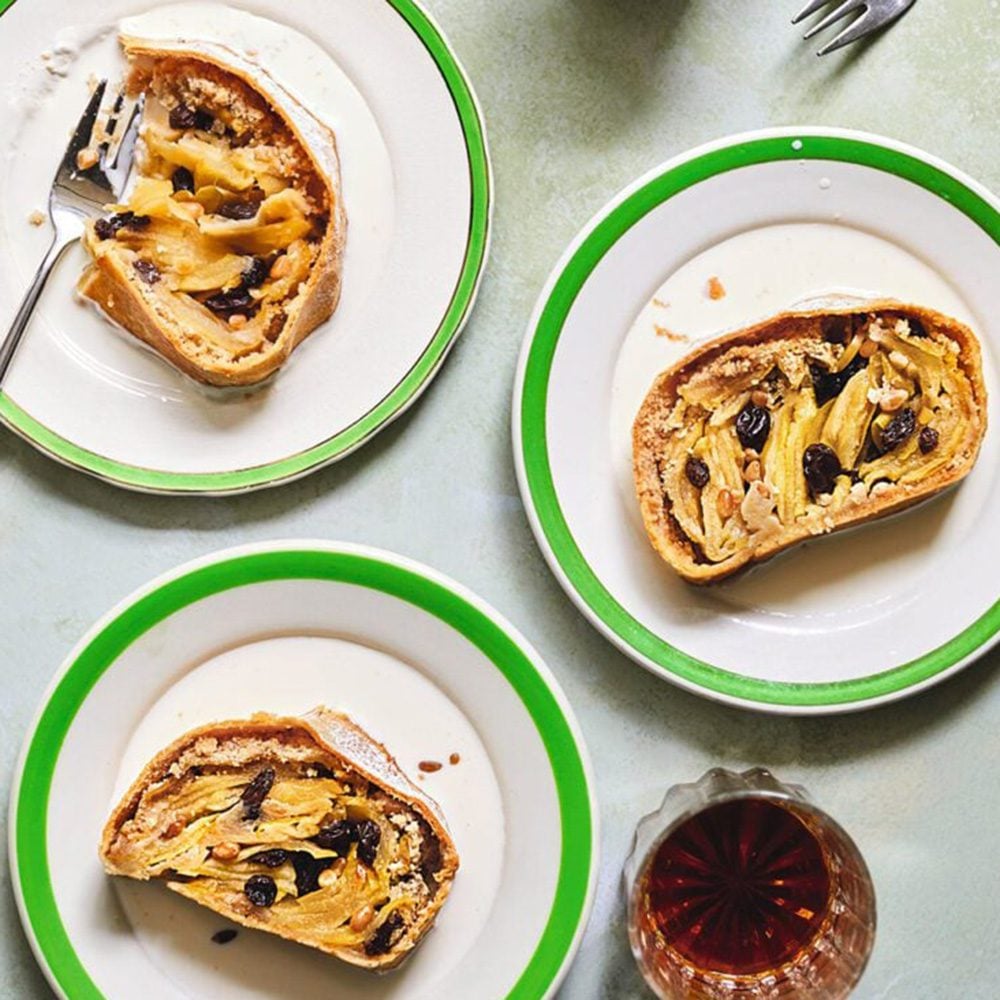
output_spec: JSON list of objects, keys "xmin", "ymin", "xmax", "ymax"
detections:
[
  {"xmin": 0, "ymin": 0, "xmax": 491, "ymax": 493},
  {"xmin": 12, "ymin": 548, "xmax": 594, "ymax": 999},
  {"xmin": 519, "ymin": 132, "xmax": 1000, "ymax": 708}
]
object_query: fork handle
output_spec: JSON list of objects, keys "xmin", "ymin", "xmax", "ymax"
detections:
[{"xmin": 0, "ymin": 233, "xmax": 76, "ymax": 387}]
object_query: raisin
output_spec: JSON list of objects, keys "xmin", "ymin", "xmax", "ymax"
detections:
[
  {"xmin": 204, "ymin": 288, "xmax": 255, "ymax": 315},
  {"xmin": 685, "ymin": 457, "xmax": 710, "ymax": 489},
  {"xmin": 171, "ymin": 166, "xmax": 195, "ymax": 194},
  {"xmin": 313, "ymin": 819, "xmax": 357, "ymax": 855},
  {"xmin": 356, "ymin": 820, "xmax": 382, "ymax": 867},
  {"xmin": 907, "ymin": 316, "xmax": 928, "ymax": 338},
  {"xmin": 241, "ymin": 257, "xmax": 269, "ymax": 289},
  {"xmin": 919, "ymin": 426, "xmax": 939, "ymax": 454},
  {"xmin": 735, "ymin": 403, "xmax": 771, "ymax": 451},
  {"xmin": 364, "ymin": 913, "xmax": 404, "ymax": 956},
  {"xmin": 244, "ymin": 874, "xmax": 277, "ymax": 907},
  {"xmin": 802, "ymin": 443, "xmax": 842, "ymax": 497},
  {"xmin": 810, "ymin": 354, "xmax": 867, "ymax": 406},
  {"xmin": 290, "ymin": 852, "xmax": 333, "ymax": 897},
  {"xmin": 168, "ymin": 104, "xmax": 197, "ymax": 130},
  {"xmin": 881, "ymin": 408, "xmax": 917, "ymax": 451},
  {"xmin": 133, "ymin": 259, "xmax": 160, "ymax": 285},
  {"xmin": 219, "ymin": 200, "xmax": 258, "ymax": 220},
  {"xmin": 241, "ymin": 767, "xmax": 275, "ymax": 820},
  {"xmin": 194, "ymin": 109, "xmax": 215, "ymax": 131},
  {"xmin": 212, "ymin": 929, "xmax": 238, "ymax": 945},
  {"xmin": 93, "ymin": 211, "xmax": 150, "ymax": 241},
  {"xmin": 248, "ymin": 849, "xmax": 289, "ymax": 868}
]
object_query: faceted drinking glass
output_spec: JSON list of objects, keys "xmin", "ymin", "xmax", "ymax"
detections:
[{"xmin": 623, "ymin": 768, "xmax": 876, "ymax": 999}]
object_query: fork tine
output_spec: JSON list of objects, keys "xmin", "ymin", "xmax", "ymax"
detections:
[
  {"xmin": 100, "ymin": 93, "xmax": 144, "ymax": 198},
  {"xmin": 103, "ymin": 93, "xmax": 141, "ymax": 169},
  {"xmin": 58, "ymin": 78, "xmax": 107, "ymax": 173},
  {"xmin": 802, "ymin": 0, "xmax": 866, "ymax": 39},
  {"xmin": 816, "ymin": 8, "xmax": 878, "ymax": 53},
  {"xmin": 792, "ymin": 0, "xmax": 833, "ymax": 24}
]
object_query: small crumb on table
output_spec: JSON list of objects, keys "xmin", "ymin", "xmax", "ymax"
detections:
[
  {"xmin": 211, "ymin": 929, "xmax": 238, "ymax": 945},
  {"xmin": 28, "ymin": 210, "xmax": 45, "ymax": 227},
  {"xmin": 652, "ymin": 297, "xmax": 670, "ymax": 309},
  {"xmin": 706, "ymin": 276, "xmax": 727, "ymax": 300},
  {"xmin": 418, "ymin": 760, "xmax": 443, "ymax": 773},
  {"xmin": 449, "ymin": 752, "xmax": 461, "ymax": 766}
]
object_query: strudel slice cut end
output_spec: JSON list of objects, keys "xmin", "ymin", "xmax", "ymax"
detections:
[
  {"xmin": 78, "ymin": 37, "xmax": 346, "ymax": 387},
  {"xmin": 100, "ymin": 708, "xmax": 458, "ymax": 970},
  {"xmin": 633, "ymin": 302, "xmax": 988, "ymax": 584}
]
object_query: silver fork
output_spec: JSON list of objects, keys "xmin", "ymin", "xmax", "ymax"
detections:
[
  {"xmin": 0, "ymin": 79, "xmax": 143, "ymax": 385},
  {"xmin": 793, "ymin": 0, "xmax": 918, "ymax": 55}
]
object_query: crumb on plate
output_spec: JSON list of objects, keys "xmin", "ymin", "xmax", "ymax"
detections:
[
  {"xmin": 706, "ymin": 276, "xmax": 726, "ymax": 300},
  {"xmin": 654, "ymin": 324, "xmax": 689, "ymax": 343}
]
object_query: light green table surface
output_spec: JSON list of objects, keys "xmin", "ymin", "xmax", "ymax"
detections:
[{"xmin": 2, "ymin": 1, "xmax": 999, "ymax": 997}]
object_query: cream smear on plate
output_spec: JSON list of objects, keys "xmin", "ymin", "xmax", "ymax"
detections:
[{"xmin": 610, "ymin": 221, "xmax": 974, "ymax": 611}]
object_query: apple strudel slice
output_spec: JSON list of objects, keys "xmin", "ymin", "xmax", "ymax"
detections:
[{"xmin": 100, "ymin": 708, "xmax": 458, "ymax": 970}]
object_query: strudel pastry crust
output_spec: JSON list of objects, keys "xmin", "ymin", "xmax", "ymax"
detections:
[
  {"xmin": 100, "ymin": 708, "xmax": 458, "ymax": 970},
  {"xmin": 632, "ymin": 302, "xmax": 987, "ymax": 584},
  {"xmin": 78, "ymin": 37, "xmax": 347, "ymax": 386}
]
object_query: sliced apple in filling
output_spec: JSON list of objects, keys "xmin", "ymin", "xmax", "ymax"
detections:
[
  {"xmin": 632, "ymin": 304, "xmax": 987, "ymax": 584},
  {"xmin": 78, "ymin": 37, "xmax": 346, "ymax": 386},
  {"xmin": 100, "ymin": 709, "xmax": 459, "ymax": 970}
]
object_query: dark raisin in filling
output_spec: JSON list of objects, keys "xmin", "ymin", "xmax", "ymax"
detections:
[
  {"xmin": 685, "ymin": 457, "xmax": 710, "ymax": 489},
  {"xmin": 802, "ymin": 443, "xmax": 842, "ymax": 497},
  {"xmin": 919, "ymin": 426, "xmax": 939, "ymax": 454},
  {"xmin": 313, "ymin": 819, "xmax": 358, "ymax": 855},
  {"xmin": 364, "ymin": 913, "xmax": 405, "ymax": 956},
  {"xmin": 244, "ymin": 874, "xmax": 277, "ymax": 908},
  {"xmin": 240, "ymin": 767, "xmax": 275, "ymax": 820},
  {"xmin": 881, "ymin": 408, "xmax": 917, "ymax": 451},
  {"xmin": 204, "ymin": 288, "xmax": 256, "ymax": 317},
  {"xmin": 810, "ymin": 354, "xmax": 867, "ymax": 406},
  {"xmin": 219, "ymin": 200, "xmax": 259, "ymax": 221},
  {"xmin": 133, "ymin": 259, "xmax": 160, "ymax": 285},
  {"xmin": 94, "ymin": 211, "xmax": 151, "ymax": 241},
  {"xmin": 290, "ymin": 852, "xmax": 333, "ymax": 897},
  {"xmin": 735, "ymin": 403, "xmax": 771, "ymax": 451},
  {"xmin": 171, "ymin": 166, "xmax": 195, "ymax": 194},
  {"xmin": 241, "ymin": 257, "xmax": 269, "ymax": 289},
  {"xmin": 356, "ymin": 820, "xmax": 382, "ymax": 867},
  {"xmin": 248, "ymin": 849, "xmax": 289, "ymax": 868}
]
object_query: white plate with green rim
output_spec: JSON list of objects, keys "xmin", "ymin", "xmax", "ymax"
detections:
[
  {"xmin": 8, "ymin": 541, "xmax": 597, "ymax": 999},
  {"xmin": 0, "ymin": 0, "xmax": 490, "ymax": 494},
  {"xmin": 513, "ymin": 127, "xmax": 1000, "ymax": 715}
]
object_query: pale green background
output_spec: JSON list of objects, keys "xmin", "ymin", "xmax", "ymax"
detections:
[{"xmin": 2, "ymin": 0, "xmax": 999, "ymax": 997}]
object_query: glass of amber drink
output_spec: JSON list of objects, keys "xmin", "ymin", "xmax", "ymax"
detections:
[{"xmin": 624, "ymin": 768, "xmax": 876, "ymax": 999}]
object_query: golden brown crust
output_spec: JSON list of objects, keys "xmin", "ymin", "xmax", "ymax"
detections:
[
  {"xmin": 78, "ymin": 38, "xmax": 346, "ymax": 387},
  {"xmin": 632, "ymin": 301, "xmax": 988, "ymax": 584},
  {"xmin": 100, "ymin": 709, "xmax": 458, "ymax": 971}
]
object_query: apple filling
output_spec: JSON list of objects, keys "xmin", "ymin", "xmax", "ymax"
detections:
[
  {"xmin": 653, "ymin": 312, "xmax": 978, "ymax": 566},
  {"xmin": 107, "ymin": 756, "xmax": 436, "ymax": 956},
  {"xmin": 85, "ymin": 88, "xmax": 327, "ymax": 361}
]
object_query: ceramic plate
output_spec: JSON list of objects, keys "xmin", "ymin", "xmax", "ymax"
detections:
[
  {"xmin": 0, "ymin": 0, "xmax": 490, "ymax": 493},
  {"xmin": 9, "ymin": 542, "xmax": 596, "ymax": 999},
  {"xmin": 513, "ymin": 127, "xmax": 1000, "ymax": 714}
]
